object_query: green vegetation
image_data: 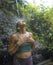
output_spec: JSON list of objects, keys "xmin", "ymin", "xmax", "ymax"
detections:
[
  {"xmin": 17, "ymin": 4, "xmax": 53, "ymax": 50},
  {"xmin": 0, "ymin": 0, "xmax": 53, "ymax": 50}
]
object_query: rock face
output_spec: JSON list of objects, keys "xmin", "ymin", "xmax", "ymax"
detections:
[
  {"xmin": 0, "ymin": 10, "xmax": 19, "ymax": 45},
  {"xmin": 32, "ymin": 48, "xmax": 44, "ymax": 65},
  {"xmin": 0, "ymin": 10, "xmax": 19, "ymax": 65}
]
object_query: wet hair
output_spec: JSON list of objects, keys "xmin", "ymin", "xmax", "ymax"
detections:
[
  {"xmin": 16, "ymin": 19, "xmax": 26, "ymax": 32},
  {"xmin": 16, "ymin": 22, "xmax": 20, "ymax": 32}
]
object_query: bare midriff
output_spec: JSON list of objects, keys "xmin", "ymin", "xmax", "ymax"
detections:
[{"xmin": 15, "ymin": 51, "xmax": 31, "ymax": 58}]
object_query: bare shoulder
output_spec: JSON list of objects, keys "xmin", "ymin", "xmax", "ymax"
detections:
[
  {"xmin": 27, "ymin": 31, "xmax": 32, "ymax": 34},
  {"xmin": 11, "ymin": 34, "xmax": 16, "ymax": 38},
  {"xmin": 27, "ymin": 31, "xmax": 33, "ymax": 37},
  {"xmin": 10, "ymin": 33, "xmax": 18, "ymax": 40},
  {"xmin": 28, "ymin": 32, "xmax": 33, "ymax": 35}
]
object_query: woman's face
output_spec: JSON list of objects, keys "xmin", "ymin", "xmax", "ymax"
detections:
[{"xmin": 19, "ymin": 21, "xmax": 26, "ymax": 28}]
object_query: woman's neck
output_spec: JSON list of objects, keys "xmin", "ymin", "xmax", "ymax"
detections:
[{"xmin": 19, "ymin": 28, "xmax": 26, "ymax": 34}]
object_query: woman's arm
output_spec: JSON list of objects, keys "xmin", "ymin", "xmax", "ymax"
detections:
[
  {"xmin": 8, "ymin": 34, "xmax": 19, "ymax": 55},
  {"xmin": 27, "ymin": 33, "xmax": 35, "ymax": 50},
  {"xmin": 8, "ymin": 33, "xmax": 27, "ymax": 55}
]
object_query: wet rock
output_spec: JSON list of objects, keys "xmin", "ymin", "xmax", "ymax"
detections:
[{"xmin": 0, "ymin": 10, "xmax": 19, "ymax": 45}]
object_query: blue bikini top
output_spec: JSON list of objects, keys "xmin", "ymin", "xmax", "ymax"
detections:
[{"xmin": 16, "ymin": 42, "xmax": 32, "ymax": 53}]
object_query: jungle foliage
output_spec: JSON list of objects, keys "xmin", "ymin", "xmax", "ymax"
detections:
[{"xmin": 0, "ymin": 0, "xmax": 53, "ymax": 50}]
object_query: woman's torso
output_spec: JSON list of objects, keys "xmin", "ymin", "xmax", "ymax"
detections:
[{"xmin": 15, "ymin": 32, "xmax": 32, "ymax": 58}]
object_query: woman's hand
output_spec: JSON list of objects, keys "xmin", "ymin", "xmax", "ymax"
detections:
[
  {"xmin": 16, "ymin": 36, "xmax": 27, "ymax": 46},
  {"xmin": 25, "ymin": 33, "xmax": 35, "ymax": 50},
  {"xmin": 27, "ymin": 37, "xmax": 35, "ymax": 43}
]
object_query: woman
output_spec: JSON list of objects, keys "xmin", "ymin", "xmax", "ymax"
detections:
[{"xmin": 8, "ymin": 20, "xmax": 35, "ymax": 65}]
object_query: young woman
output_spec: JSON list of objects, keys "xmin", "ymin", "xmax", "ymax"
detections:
[{"xmin": 8, "ymin": 20, "xmax": 35, "ymax": 65}]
